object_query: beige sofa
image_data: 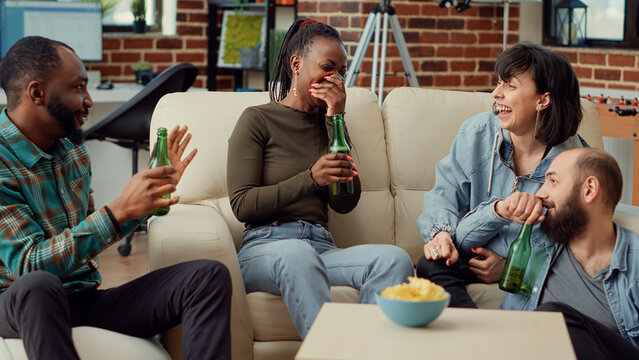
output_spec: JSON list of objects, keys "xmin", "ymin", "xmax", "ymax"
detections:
[
  {"xmin": 147, "ymin": 87, "xmax": 637, "ymax": 360},
  {"xmin": 0, "ymin": 326, "xmax": 170, "ymax": 359}
]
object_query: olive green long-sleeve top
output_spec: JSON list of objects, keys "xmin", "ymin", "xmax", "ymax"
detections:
[{"xmin": 227, "ymin": 102, "xmax": 361, "ymax": 230}]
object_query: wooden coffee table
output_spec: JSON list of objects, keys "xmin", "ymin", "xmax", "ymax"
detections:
[{"xmin": 295, "ymin": 303, "xmax": 575, "ymax": 360}]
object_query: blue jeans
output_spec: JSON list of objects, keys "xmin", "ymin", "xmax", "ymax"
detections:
[{"xmin": 237, "ymin": 221, "xmax": 414, "ymax": 338}]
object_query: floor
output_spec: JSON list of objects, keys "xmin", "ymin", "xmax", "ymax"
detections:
[{"xmin": 98, "ymin": 233, "xmax": 150, "ymax": 289}]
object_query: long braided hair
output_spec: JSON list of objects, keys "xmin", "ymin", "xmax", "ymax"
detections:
[{"xmin": 269, "ymin": 18, "xmax": 342, "ymax": 102}]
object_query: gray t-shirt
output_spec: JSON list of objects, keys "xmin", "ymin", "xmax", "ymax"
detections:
[{"xmin": 539, "ymin": 246, "xmax": 618, "ymax": 333}]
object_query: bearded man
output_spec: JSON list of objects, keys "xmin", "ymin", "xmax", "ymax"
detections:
[{"xmin": 503, "ymin": 147, "xmax": 639, "ymax": 360}]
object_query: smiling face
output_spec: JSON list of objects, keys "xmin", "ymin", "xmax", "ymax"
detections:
[
  {"xmin": 43, "ymin": 47, "xmax": 92, "ymax": 144},
  {"xmin": 491, "ymin": 69, "xmax": 546, "ymax": 136},
  {"xmin": 536, "ymin": 150, "xmax": 588, "ymax": 243},
  {"xmin": 292, "ymin": 37, "xmax": 347, "ymax": 110}
]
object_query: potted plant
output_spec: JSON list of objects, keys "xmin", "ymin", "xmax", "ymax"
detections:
[
  {"xmin": 131, "ymin": 0, "xmax": 146, "ymax": 33},
  {"xmin": 131, "ymin": 61, "xmax": 152, "ymax": 84}
]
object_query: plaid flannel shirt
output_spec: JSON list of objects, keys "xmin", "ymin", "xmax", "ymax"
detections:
[{"xmin": 0, "ymin": 109, "xmax": 141, "ymax": 293}]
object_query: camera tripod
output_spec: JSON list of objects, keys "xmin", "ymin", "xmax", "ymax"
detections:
[{"xmin": 344, "ymin": 0, "xmax": 419, "ymax": 106}]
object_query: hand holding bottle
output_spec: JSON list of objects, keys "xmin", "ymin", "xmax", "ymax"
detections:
[
  {"xmin": 107, "ymin": 166, "xmax": 179, "ymax": 225},
  {"xmin": 310, "ymin": 152, "xmax": 356, "ymax": 187},
  {"xmin": 495, "ymin": 191, "xmax": 545, "ymax": 225}
]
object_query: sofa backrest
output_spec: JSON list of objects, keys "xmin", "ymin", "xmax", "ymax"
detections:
[
  {"xmin": 150, "ymin": 87, "xmax": 602, "ymax": 260},
  {"xmin": 151, "ymin": 91, "xmax": 269, "ymax": 248},
  {"xmin": 381, "ymin": 87, "xmax": 603, "ymax": 262},
  {"xmin": 326, "ymin": 88, "xmax": 397, "ymax": 250}
]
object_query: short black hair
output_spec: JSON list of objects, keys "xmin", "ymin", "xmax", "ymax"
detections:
[
  {"xmin": 495, "ymin": 43, "xmax": 582, "ymax": 147},
  {"xmin": 0, "ymin": 36, "xmax": 73, "ymax": 108},
  {"xmin": 269, "ymin": 18, "xmax": 342, "ymax": 102},
  {"xmin": 575, "ymin": 149, "xmax": 623, "ymax": 212}
]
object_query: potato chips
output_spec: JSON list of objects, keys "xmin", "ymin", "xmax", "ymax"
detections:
[{"xmin": 380, "ymin": 277, "xmax": 447, "ymax": 301}]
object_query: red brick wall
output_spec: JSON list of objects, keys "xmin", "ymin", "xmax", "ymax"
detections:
[
  {"xmin": 86, "ymin": 0, "xmax": 210, "ymax": 88},
  {"xmin": 89, "ymin": 0, "xmax": 518, "ymax": 92},
  {"xmin": 85, "ymin": 0, "xmax": 639, "ymax": 94},
  {"xmin": 556, "ymin": 48, "xmax": 639, "ymax": 93},
  {"xmin": 300, "ymin": 1, "xmax": 519, "ymax": 95}
]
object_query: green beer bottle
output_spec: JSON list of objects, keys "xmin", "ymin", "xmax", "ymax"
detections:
[
  {"xmin": 499, "ymin": 222, "xmax": 532, "ymax": 293},
  {"xmin": 329, "ymin": 114, "xmax": 354, "ymax": 196},
  {"xmin": 148, "ymin": 127, "xmax": 171, "ymax": 216}
]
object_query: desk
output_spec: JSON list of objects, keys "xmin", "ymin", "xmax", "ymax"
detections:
[
  {"xmin": 0, "ymin": 83, "xmax": 146, "ymax": 130},
  {"xmin": 295, "ymin": 303, "xmax": 575, "ymax": 360},
  {"xmin": 0, "ymin": 82, "xmax": 145, "ymax": 106}
]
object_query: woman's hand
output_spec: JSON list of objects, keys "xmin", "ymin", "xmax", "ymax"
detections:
[
  {"xmin": 309, "ymin": 74, "xmax": 346, "ymax": 116},
  {"xmin": 495, "ymin": 191, "xmax": 545, "ymax": 225},
  {"xmin": 424, "ymin": 231, "xmax": 459, "ymax": 266},
  {"xmin": 310, "ymin": 153, "xmax": 357, "ymax": 187},
  {"xmin": 166, "ymin": 125, "xmax": 198, "ymax": 184},
  {"xmin": 468, "ymin": 247, "xmax": 506, "ymax": 283}
]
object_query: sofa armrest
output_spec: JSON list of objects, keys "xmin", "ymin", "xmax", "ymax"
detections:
[
  {"xmin": 147, "ymin": 203, "xmax": 253, "ymax": 360},
  {"xmin": 614, "ymin": 205, "xmax": 639, "ymax": 234}
]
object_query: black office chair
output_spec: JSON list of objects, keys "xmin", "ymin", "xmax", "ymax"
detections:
[{"xmin": 84, "ymin": 63, "xmax": 198, "ymax": 256}]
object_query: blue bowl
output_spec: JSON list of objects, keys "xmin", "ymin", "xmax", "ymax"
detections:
[{"xmin": 375, "ymin": 290, "xmax": 450, "ymax": 327}]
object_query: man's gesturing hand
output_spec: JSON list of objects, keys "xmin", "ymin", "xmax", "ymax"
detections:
[{"xmin": 166, "ymin": 125, "xmax": 197, "ymax": 183}]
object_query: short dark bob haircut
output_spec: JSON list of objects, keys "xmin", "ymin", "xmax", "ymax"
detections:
[{"xmin": 495, "ymin": 42, "xmax": 582, "ymax": 147}]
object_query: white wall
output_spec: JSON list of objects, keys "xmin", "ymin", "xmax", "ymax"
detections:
[{"xmin": 87, "ymin": 140, "xmax": 150, "ymax": 209}]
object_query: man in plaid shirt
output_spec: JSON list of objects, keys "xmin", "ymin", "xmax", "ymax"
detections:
[{"xmin": 0, "ymin": 36, "xmax": 231, "ymax": 359}]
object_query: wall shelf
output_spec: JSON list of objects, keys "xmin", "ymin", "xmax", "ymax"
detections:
[{"xmin": 207, "ymin": 0, "xmax": 296, "ymax": 90}]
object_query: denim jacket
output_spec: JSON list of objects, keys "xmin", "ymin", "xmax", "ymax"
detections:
[
  {"xmin": 502, "ymin": 225, "xmax": 639, "ymax": 348},
  {"xmin": 417, "ymin": 111, "xmax": 586, "ymax": 259}
]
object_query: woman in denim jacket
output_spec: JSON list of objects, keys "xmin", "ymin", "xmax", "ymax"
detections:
[{"xmin": 416, "ymin": 43, "xmax": 587, "ymax": 307}]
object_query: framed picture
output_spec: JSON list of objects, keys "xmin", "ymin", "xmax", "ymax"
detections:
[{"xmin": 217, "ymin": 10, "xmax": 267, "ymax": 69}]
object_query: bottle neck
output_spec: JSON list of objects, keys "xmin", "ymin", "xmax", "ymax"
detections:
[
  {"xmin": 331, "ymin": 114, "xmax": 347, "ymax": 146},
  {"xmin": 155, "ymin": 137, "xmax": 167, "ymax": 156},
  {"xmin": 518, "ymin": 222, "xmax": 533, "ymax": 239},
  {"xmin": 154, "ymin": 128, "xmax": 168, "ymax": 160}
]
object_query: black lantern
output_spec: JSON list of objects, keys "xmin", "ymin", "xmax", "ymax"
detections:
[{"xmin": 555, "ymin": 0, "xmax": 588, "ymax": 46}]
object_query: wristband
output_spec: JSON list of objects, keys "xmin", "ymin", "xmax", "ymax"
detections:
[{"xmin": 104, "ymin": 205, "xmax": 121, "ymax": 233}]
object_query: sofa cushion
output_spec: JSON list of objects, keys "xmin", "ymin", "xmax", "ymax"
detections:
[
  {"xmin": 382, "ymin": 87, "xmax": 495, "ymax": 262},
  {"xmin": 0, "ymin": 327, "xmax": 170, "ymax": 360},
  {"xmin": 248, "ymin": 287, "xmax": 360, "ymax": 342},
  {"xmin": 329, "ymin": 88, "xmax": 395, "ymax": 249},
  {"xmin": 151, "ymin": 91, "xmax": 270, "ymax": 205},
  {"xmin": 247, "ymin": 282, "xmax": 502, "ymax": 343},
  {"xmin": 466, "ymin": 283, "xmax": 504, "ymax": 309}
]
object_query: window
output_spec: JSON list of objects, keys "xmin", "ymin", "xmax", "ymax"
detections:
[
  {"xmin": 98, "ymin": 0, "xmax": 159, "ymax": 31},
  {"xmin": 543, "ymin": 0, "xmax": 639, "ymax": 49}
]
